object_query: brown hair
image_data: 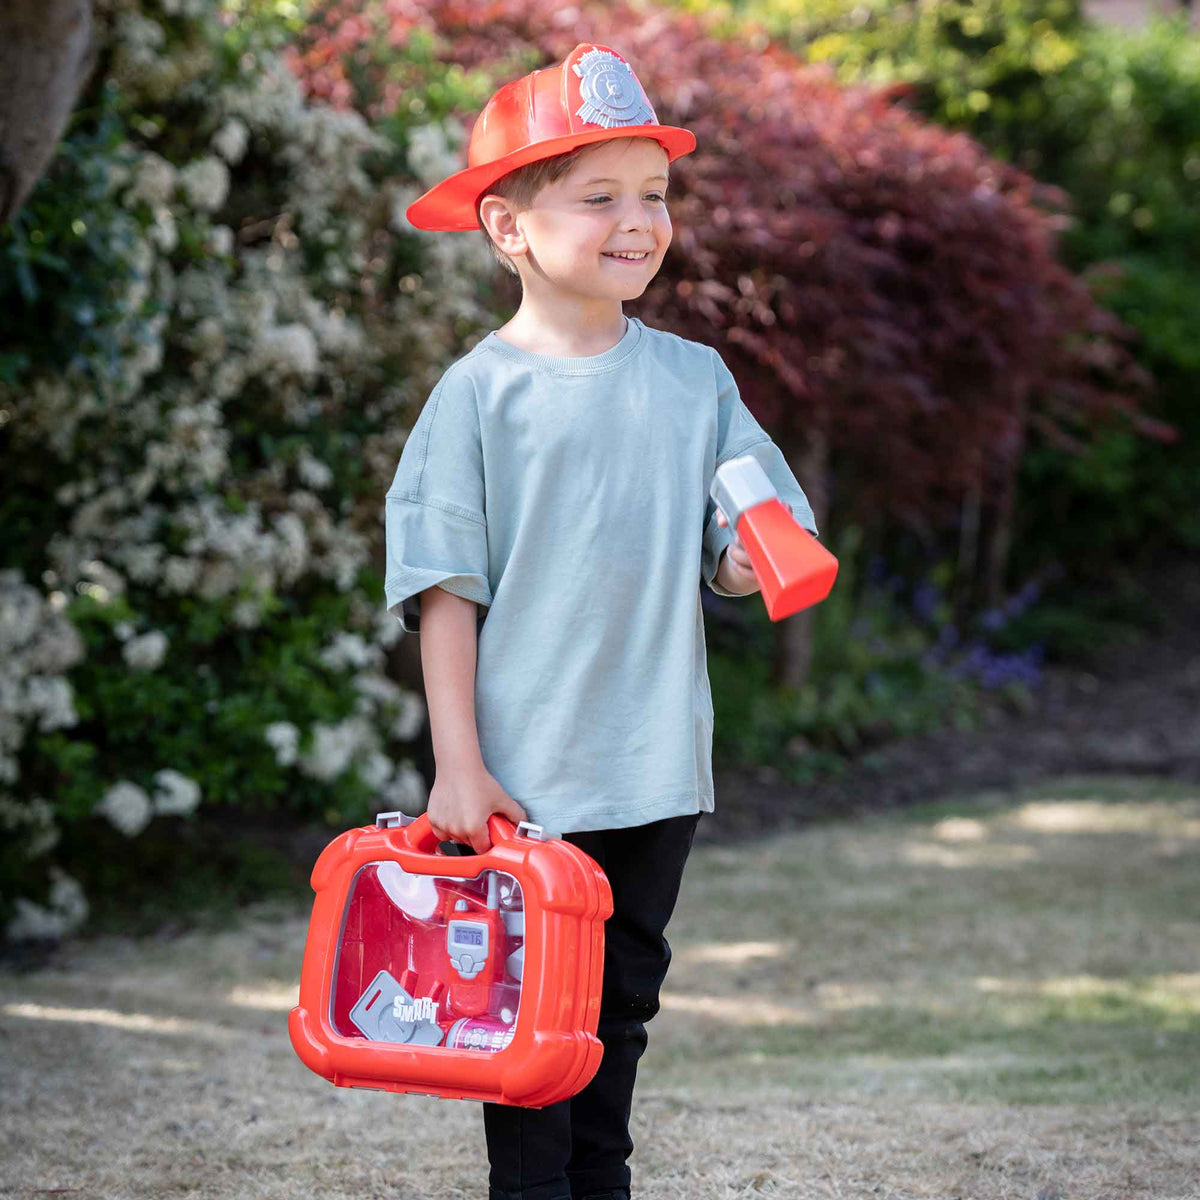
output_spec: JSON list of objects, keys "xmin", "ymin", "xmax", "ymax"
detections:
[{"xmin": 475, "ymin": 137, "xmax": 665, "ymax": 276}]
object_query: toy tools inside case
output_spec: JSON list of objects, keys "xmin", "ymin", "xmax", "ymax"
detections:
[{"xmin": 289, "ymin": 811, "xmax": 613, "ymax": 1107}]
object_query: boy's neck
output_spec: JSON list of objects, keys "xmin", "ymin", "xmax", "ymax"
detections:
[{"xmin": 494, "ymin": 299, "xmax": 629, "ymax": 358}]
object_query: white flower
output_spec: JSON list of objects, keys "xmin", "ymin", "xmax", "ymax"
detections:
[
  {"xmin": 0, "ymin": 795, "xmax": 59, "ymax": 859},
  {"xmin": 353, "ymin": 672, "xmax": 402, "ymax": 708},
  {"xmin": 149, "ymin": 206, "xmax": 178, "ymax": 253},
  {"xmin": 114, "ymin": 621, "xmax": 136, "ymax": 642},
  {"xmin": 123, "ymin": 630, "xmax": 168, "ymax": 671},
  {"xmin": 211, "ymin": 357, "xmax": 247, "ymax": 399},
  {"xmin": 314, "ymin": 530, "xmax": 369, "ymax": 592},
  {"xmin": 152, "ymin": 768, "xmax": 201, "ymax": 816},
  {"xmin": 264, "ymin": 721, "xmax": 299, "ymax": 768},
  {"xmin": 374, "ymin": 760, "xmax": 427, "ymax": 813},
  {"xmin": 389, "ymin": 183, "xmax": 424, "ymax": 235},
  {"xmin": 162, "ymin": 557, "xmax": 201, "ymax": 593},
  {"xmin": 0, "ymin": 572, "xmax": 87, "ymax": 787},
  {"xmin": 272, "ymin": 512, "xmax": 309, "ymax": 584},
  {"xmin": 319, "ymin": 631, "xmax": 372, "ymax": 671},
  {"xmin": 6, "ymin": 868, "xmax": 89, "ymax": 941},
  {"xmin": 96, "ymin": 780, "xmax": 153, "ymax": 837},
  {"xmin": 26, "ymin": 676, "xmax": 78, "ymax": 732},
  {"xmin": 0, "ymin": 568, "xmax": 44, "ymax": 648},
  {"xmin": 127, "ymin": 152, "xmax": 176, "ymax": 207},
  {"xmin": 253, "ymin": 324, "xmax": 318, "ymax": 377},
  {"xmin": 208, "ymin": 224, "xmax": 234, "ymax": 256},
  {"xmin": 190, "ymin": 315, "xmax": 227, "ymax": 359},
  {"xmin": 178, "ymin": 156, "xmax": 230, "ymax": 212},
  {"xmin": 360, "ymin": 751, "xmax": 393, "ymax": 790},
  {"xmin": 393, "ymin": 692, "xmax": 426, "ymax": 742},
  {"xmin": 82, "ymin": 559, "xmax": 127, "ymax": 595},
  {"xmin": 212, "ymin": 118, "xmax": 249, "ymax": 165},
  {"xmin": 231, "ymin": 599, "xmax": 261, "ymax": 629},
  {"xmin": 303, "ymin": 299, "xmax": 365, "ymax": 356},
  {"xmin": 299, "ymin": 716, "xmax": 373, "ymax": 782},
  {"xmin": 405, "ymin": 123, "xmax": 464, "ymax": 189},
  {"xmin": 375, "ymin": 604, "xmax": 403, "ymax": 648},
  {"xmin": 296, "ymin": 448, "xmax": 333, "ymax": 490},
  {"xmin": 118, "ymin": 543, "xmax": 165, "ymax": 585}
]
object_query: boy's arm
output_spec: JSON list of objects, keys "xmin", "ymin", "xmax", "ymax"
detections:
[
  {"xmin": 419, "ymin": 585, "xmax": 527, "ymax": 850},
  {"xmin": 419, "ymin": 585, "xmax": 486, "ymax": 772}
]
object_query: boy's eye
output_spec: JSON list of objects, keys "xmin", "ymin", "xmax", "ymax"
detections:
[{"xmin": 584, "ymin": 194, "xmax": 667, "ymax": 205}]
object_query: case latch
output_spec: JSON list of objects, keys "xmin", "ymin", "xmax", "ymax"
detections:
[
  {"xmin": 516, "ymin": 821, "xmax": 547, "ymax": 841},
  {"xmin": 375, "ymin": 810, "xmax": 417, "ymax": 829}
]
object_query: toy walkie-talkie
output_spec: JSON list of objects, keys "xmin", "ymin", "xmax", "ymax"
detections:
[
  {"xmin": 443, "ymin": 871, "xmax": 506, "ymax": 1017},
  {"xmin": 711, "ymin": 453, "xmax": 838, "ymax": 620}
]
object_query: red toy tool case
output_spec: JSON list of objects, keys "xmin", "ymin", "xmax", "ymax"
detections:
[{"xmin": 289, "ymin": 811, "xmax": 613, "ymax": 1108}]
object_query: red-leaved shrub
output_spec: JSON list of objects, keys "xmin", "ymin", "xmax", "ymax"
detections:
[{"xmin": 288, "ymin": 0, "xmax": 1171, "ymax": 593}]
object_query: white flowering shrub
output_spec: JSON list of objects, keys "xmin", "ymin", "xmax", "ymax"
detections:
[{"xmin": 0, "ymin": 0, "xmax": 499, "ymax": 940}]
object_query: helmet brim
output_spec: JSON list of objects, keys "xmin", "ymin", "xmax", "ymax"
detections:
[{"xmin": 404, "ymin": 124, "xmax": 697, "ymax": 232}]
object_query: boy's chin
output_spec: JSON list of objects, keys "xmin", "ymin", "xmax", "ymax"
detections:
[{"xmin": 597, "ymin": 270, "xmax": 656, "ymax": 295}]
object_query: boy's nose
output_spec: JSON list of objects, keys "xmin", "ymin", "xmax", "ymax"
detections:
[{"xmin": 618, "ymin": 203, "xmax": 655, "ymax": 229}]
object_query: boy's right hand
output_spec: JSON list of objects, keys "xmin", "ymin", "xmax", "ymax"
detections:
[{"xmin": 425, "ymin": 763, "xmax": 527, "ymax": 855}]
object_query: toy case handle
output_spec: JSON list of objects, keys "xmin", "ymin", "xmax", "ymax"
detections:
[{"xmin": 401, "ymin": 812, "xmax": 518, "ymax": 855}]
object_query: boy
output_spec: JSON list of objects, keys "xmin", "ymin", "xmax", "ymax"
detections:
[{"xmin": 386, "ymin": 43, "xmax": 818, "ymax": 1200}]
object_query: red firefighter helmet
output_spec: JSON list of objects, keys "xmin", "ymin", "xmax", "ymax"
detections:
[{"xmin": 405, "ymin": 43, "xmax": 697, "ymax": 232}]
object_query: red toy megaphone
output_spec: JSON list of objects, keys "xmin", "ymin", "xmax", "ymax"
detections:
[
  {"xmin": 289, "ymin": 810, "xmax": 613, "ymax": 1107},
  {"xmin": 711, "ymin": 454, "xmax": 838, "ymax": 620}
]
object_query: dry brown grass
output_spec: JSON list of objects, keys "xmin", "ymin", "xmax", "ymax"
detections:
[{"xmin": 2, "ymin": 775, "xmax": 1198, "ymax": 1199}]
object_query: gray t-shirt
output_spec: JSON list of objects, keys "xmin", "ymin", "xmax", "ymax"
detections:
[{"xmin": 384, "ymin": 315, "xmax": 817, "ymax": 834}]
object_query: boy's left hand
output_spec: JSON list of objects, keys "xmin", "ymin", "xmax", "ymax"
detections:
[{"xmin": 716, "ymin": 509, "xmax": 758, "ymax": 592}]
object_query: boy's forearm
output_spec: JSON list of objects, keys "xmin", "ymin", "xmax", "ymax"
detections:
[{"xmin": 418, "ymin": 585, "xmax": 486, "ymax": 773}]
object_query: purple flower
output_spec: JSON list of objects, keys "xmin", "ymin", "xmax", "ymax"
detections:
[
  {"xmin": 937, "ymin": 624, "xmax": 960, "ymax": 649},
  {"xmin": 913, "ymin": 582, "xmax": 941, "ymax": 620},
  {"xmin": 1003, "ymin": 579, "xmax": 1042, "ymax": 620},
  {"xmin": 968, "ymin": 647, "xmax": 1044, "ymax": 689}
]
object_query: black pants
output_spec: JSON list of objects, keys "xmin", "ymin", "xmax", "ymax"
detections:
[{"xmin": 482, "ymin": 811, "xmax": 702, "ymax": 1200}]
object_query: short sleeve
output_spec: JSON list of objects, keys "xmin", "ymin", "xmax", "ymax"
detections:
[
  {"xmin": 702, "ymin": 348, "xmax": 820, "ymax": 597},
  {"xmin": 384, "ymin": 369, "xmax": 492, "ymax": 634}
]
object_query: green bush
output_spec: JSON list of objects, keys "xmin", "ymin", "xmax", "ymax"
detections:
[
  {"xmin": 707, "ymin": 528, "xmax": 1051, "ymax": 782},
  {"xmin": 0, "ymin": 0, "xmax": 501, "ymax": 940},
  {"xmin": 673, "ymin": 0, "xmax": 1089, "ymax": 153}
]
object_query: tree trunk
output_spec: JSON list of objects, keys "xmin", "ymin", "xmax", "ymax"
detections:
[
  {"xmin": 0, "ymin": 0, "xmax": 97, "ymax": 226},
  {"xmin": 957, "ymin": 445, "xmax": 983, "ymax": 616},
  {"xmin": 775, "ymin": 428, "xmax": 829, "ymax": 690},
  {"xmin": 985, "ymin": 384, "xmax": 1029, "ymax": 607}
]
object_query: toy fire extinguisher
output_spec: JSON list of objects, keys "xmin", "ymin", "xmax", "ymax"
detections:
[
  {"xmin": 711, "ymin": 453, "xmax": 838, "ymax": 620},
  {"xmin": 289, "ymin": 810, "xmax": 613, "ymax": 1107}
]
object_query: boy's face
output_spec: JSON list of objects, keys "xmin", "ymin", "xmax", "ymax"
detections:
[{"xmin": 505, "ymin": 138, "xmax": 672, "ymax": 300}]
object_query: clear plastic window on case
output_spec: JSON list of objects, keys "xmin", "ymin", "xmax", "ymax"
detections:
[{"xmin": 331, "ymin": 862, "xmax": 524, "ymax": 1052}]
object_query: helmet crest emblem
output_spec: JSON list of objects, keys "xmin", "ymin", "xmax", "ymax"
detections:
[{"xmin": 573, "ymin": 49, "xmax": 658, "ymax": 130}]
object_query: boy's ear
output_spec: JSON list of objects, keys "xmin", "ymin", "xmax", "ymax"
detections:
[{"xmin": 478, "ymin": 195, "xmax": 526, "ymax": 258}]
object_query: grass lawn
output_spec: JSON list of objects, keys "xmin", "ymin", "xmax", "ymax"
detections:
[{"xmin": 1, "ymin": 775, "xmax": 1197, "ymax": 1198}]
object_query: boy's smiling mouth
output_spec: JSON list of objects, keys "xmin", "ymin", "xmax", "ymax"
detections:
[{"xmin": 602, "ymin": 250, "xmax": 650, "ymax": 262}]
